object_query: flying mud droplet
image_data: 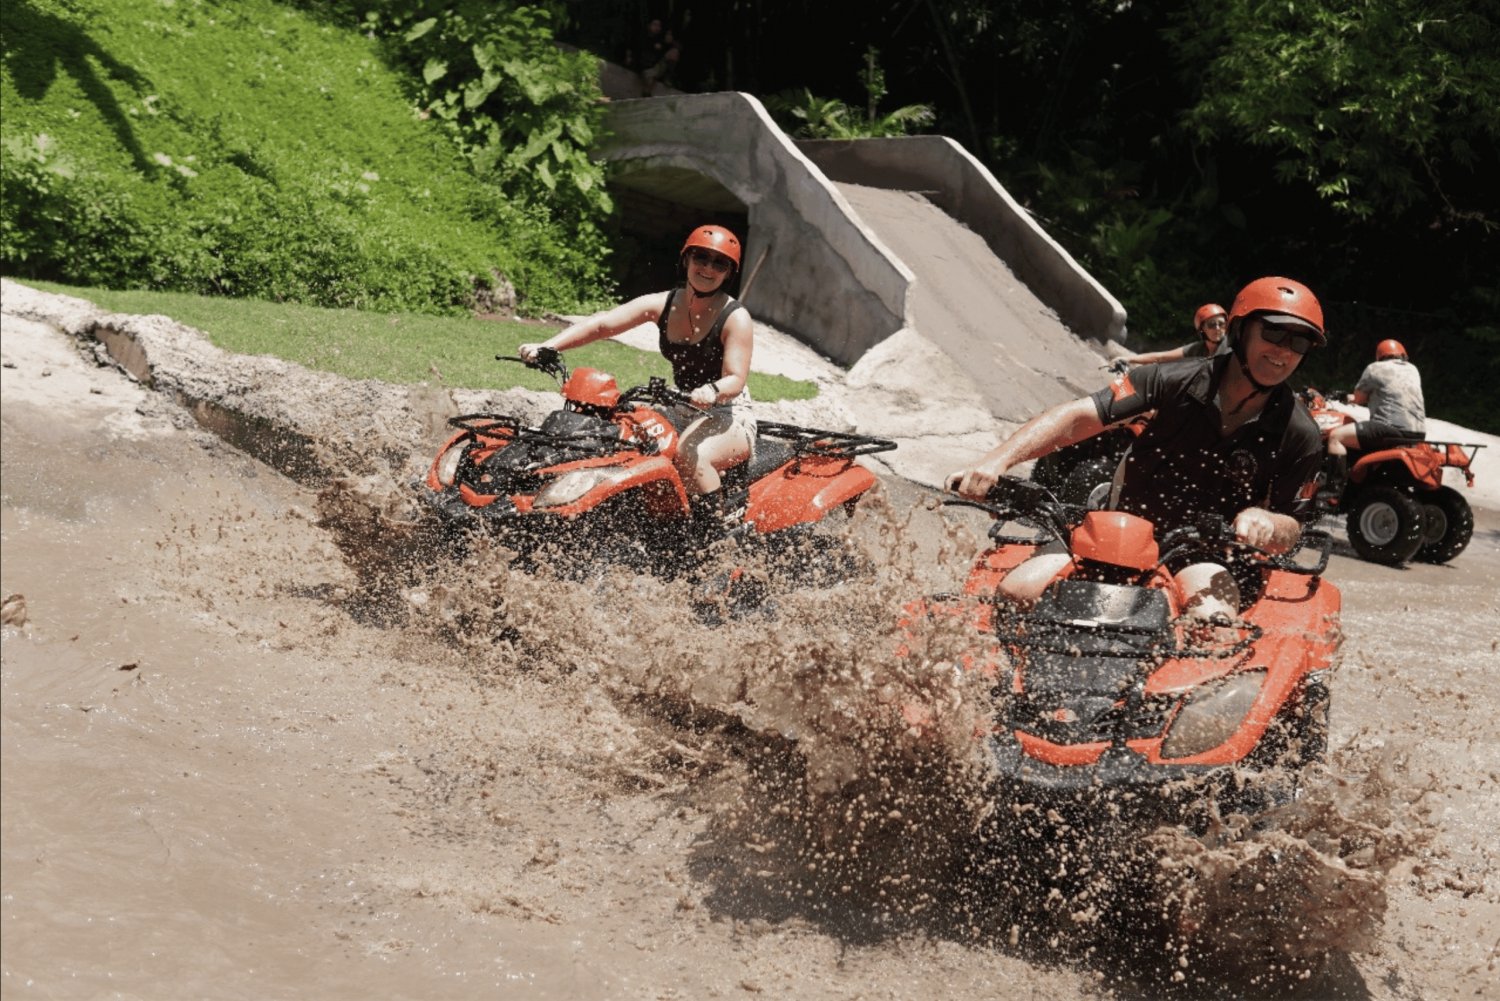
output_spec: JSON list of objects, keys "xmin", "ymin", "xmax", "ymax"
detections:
[
  {"xmin": 309, "ymin": 461, "xmax": 1437, "ymax": 989},
  {"xmin": 1, "ymin": 593, "xmax": 27, "ymax": 627}
]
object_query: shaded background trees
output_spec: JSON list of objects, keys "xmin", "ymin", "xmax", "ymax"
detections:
[
  {"xmin": 4, "ymin": 0, "xmax": 1493, "ymax": 426},
  {"xmin": 562, "ymin": 0, "xmax": 1500, "ymax": 430}
]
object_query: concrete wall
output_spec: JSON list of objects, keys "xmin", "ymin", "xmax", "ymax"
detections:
[
  {"xmin": 797, "ymin": 136, "xmax": 1127, "ymax": 345},
  {"xmin": 600, "ymin": 93, "xmax": 914, "ymax": 366}
]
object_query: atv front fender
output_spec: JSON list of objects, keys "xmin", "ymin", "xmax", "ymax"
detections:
[
  {"xmin": 745, "ymin": 457, "xmax": 877, "ymax": 533},
  {"xmin": 509, "ymin": 455, "xmax": 689, "ymax": 518}
]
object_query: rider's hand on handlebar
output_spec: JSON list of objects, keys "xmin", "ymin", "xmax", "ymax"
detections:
[
  {"xmin": 947, "ymin": 462, "xmax": 1005, "ymax": 500},
  {"xmin": 517, "ymin": 343, "xmax": 544, "ymax": 363},
  {"xmin": 688, "ymin": 383, "xmax": 718, "ymax": 408},
  {"xmin": 1232, "ymin": 507, "xmax": 1277, "ymax": 550},
  {"xmin": 1107, "ymin": 357, "xmax": 1131, "ymax": 375}
]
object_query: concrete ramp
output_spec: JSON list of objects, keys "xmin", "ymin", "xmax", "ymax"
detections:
[
  {"xmin": 600, "ymin": 95, "xmax": 1126, "ymax": 431},
  {"xmin": 835, "ymin": 183, "xmax": 1107, "ymax": 422}
]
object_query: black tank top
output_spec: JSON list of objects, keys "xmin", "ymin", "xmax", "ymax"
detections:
[{"xmin": 657, "ymin": 288, "xmax": 745, "ymax": 391}]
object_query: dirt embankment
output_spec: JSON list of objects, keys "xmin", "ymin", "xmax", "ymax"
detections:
[{"xmin": 3, "ymin": 282, "xmax": 1497, "ymax": 1000}]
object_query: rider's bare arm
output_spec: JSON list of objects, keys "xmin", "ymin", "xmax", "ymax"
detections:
[
  {"xmin": 949, "ymin": 397, "xmax": 1107, "ymax": 499},
  {"xmin": 1123, "ymin": 346, "xmax": 1189, "ymax": 366},
  {"xmin": 519, "ymin": 292, "xmax": 670, "ymax": 360},
  {"xmin": 689, "ymin": 308, "xmax": 754, "ymax": 407},
  {"xmin": 1233, "ymin": 506, "xmax": 1302, "ymax": 555}
]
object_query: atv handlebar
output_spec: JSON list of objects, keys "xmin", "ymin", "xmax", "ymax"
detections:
[
  {"xmin": 497, "ymin": 346, "xmax": 569, "ymax": 383},
  {"xmin": 942, "ymin": 476, "xmax": 1082, "ymax": 544},
  {"xmin": 1300, "ymin": 385, "xmax": 1353, "ymax": 407},
  {"xmin": 951, "ymin": 475, "xmax": 1332, "ymax": 575},
  {"xmin": 1157, "ymin": 513, "xmax": 1332, "ymax": 576},
  {"xmin": 620, "ymin": 376, "xmax": 704, "ymax": 411}
]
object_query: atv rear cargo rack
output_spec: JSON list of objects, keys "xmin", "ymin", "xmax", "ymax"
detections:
[
  {"xmin": 1423, "ymin": 440, "xmax": 1485, "ymax": 485},
  {"xmin": 754, "ymin": 421, "xmax": 898, "ymax": 459}
]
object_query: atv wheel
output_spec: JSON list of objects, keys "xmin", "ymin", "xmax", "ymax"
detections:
[
  {"xmin": 1345, "ymin": 485, "xmax": 1424, "ymax": 565},
  {"xmin": 1059, "ymin": 456, "xmax": 1117, "ymax": 510},
  {"xmin": 1415, "ymin": 485, "xmax": 1474, "ymax": 564}
]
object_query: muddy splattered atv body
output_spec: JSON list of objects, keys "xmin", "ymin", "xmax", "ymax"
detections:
[
  {"xmin": 1301, "ymin": 387, "xmax": 1483, "ymax": 565},
  {"xmin": 917, "ymin": 478, "xmax": 1340, "ymax": 825},
  {"xmin": 419, "ymin": 348, "xmax": 896, "ymax": 576}
]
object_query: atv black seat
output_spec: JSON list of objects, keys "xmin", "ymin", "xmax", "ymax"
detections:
[
  {"xmin": 540, "ymin": 409, "xmax": 609, "ymax": 437},
  {"xmin": 746, "ymin": 438, "xmax": 798, "ymax": 480}
]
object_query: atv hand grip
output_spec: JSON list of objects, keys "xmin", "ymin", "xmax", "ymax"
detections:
[{"xmin": 498, "ymin": 347, "xmax": 567, "ymax": 380}]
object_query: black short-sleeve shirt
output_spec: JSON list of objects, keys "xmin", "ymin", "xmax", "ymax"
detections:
[{"xmin": 1087, "ymin": 356, "xmax": 1323, "ymax": 532}]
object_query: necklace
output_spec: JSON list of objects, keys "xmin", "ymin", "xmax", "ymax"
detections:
[{"xmin": 684, "ymin": 292, "xmax": 717, "ymax": 337}]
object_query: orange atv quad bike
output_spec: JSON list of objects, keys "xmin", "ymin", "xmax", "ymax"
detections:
[
  {"xmin": 419, "ymin": 348, "xmax": 896, "ymax": 581},
  {"xmin": 906, "ymin": 476, "xmax": 1339, "ymax": 825},
  {"xmin": 1301, "ymin": 387, "xmax": 1484, "ymax": 565}
]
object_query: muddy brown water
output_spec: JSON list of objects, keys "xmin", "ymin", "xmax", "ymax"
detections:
[{"xmin": 3, "ymin": 310, "xmax": 1497, "ymax": 1000}]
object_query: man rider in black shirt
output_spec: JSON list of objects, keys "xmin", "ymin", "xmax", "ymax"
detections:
[{"xmin": 949, "ymin": 277, "xmax": 1326, "ymax": 621}]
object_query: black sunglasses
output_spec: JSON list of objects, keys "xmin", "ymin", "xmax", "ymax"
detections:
[
  {"xmin": 687, "ymin": 249, "xmax": 731, "ymax": 272},
  {"xmin": 1257, "ymin": 322, "xmax": 1316, "ymax": 356}
]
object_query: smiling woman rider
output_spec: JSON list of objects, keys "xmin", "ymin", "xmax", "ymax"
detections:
[{"xmin": 519, "ymin": 225, "xmax": 756, "ymax": 535}]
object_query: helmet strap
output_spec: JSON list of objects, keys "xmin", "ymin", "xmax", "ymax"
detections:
[
  {"xmin": 1230, "ymin": 335, "xmax": 1277, "ymax": 396},
  {"xmin": 682, "ymin": 259, "xmax": 721, "ymax": 300}
]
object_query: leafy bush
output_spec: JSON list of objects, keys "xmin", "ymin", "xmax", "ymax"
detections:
[
  {"xmin": 764, "ymin": 48, "xmax": 934, "ymax": 140},
  {"xmin": 0, "ymin": 0, "xmax": 614, "ymax": 315}
]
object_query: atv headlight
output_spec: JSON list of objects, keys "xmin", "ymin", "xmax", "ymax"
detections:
[
  {"xmin": 434, "ymin": 443, "xmax": 465, "ymax": 487},
  {"xmin": 532, "ymin": 466, "xmax": 633, "ymax": 509},
  {"xmin": 1159, "ymin": 669, "xmax": 1266, "ymax": 759}
]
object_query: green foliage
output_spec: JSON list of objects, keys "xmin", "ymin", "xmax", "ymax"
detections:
[
  {"xmin": 354, "ymin": 2, "xmax": 612, "ymax": 245},
  {"xmin": 1168, "ymin": 0, "xmax": 1500, "ymax": 228},
  {"xmin": 1, "ymin": 132, "xmax": 164, "ymax": 283},
  {"xmin": 1003, "ymin": 141, "xmax": 1215, "ymax": 342},
  {"xmin": 17, "ymin": 277, "xmax": 818, "ymax": 401},
  {"xmin": 1, "ymin": 0, "xmax": 614, "ymax": 316},
  {"xmin": 765, "ymin": 48, "xmax": 934, "ymax": 140}
]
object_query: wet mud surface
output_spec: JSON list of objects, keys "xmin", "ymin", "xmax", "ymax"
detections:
[{"xmin": 3, "ymin": 286, "xmax": 1498, "ymax": 999}]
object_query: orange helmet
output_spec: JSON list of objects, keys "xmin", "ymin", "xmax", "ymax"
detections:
[
  {"xmin": 1376, "ymin": 338, "xmax": 1407, "ymax": 361},
  {"xmin": 1193, "ymin": 303, "xmax": 1227, "ymax": 331},
  {"xmin": 681, "ymin": 225, "xmax": 741, "ymax": 270},
  {"xmin": 1228, "ymin": 277, "xmax": 1326, "ymax": 346}
]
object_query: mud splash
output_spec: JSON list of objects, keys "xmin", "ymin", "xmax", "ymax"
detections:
[
  {"xmin": 312, "ymin": 465, "xmax": 1438, "ymax": 992},
  {"xmin": 8, "ymin": 294, "xmax": 1480, "ymax": 998}
]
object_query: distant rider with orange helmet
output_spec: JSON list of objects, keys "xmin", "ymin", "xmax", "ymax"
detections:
[
  {"xmin": 1113, "ymin": 303, "xmax": 1229, "ymax": 368},
  {"xmin": 520, "ymin": 224, "xmax": 756, "ymax": 536},
  {"xmin": 1324, "ymin": 338, "xmax": 1426, "ymax": 494},
  {"xmin": 950, "ymin": 277, "xmax": 1326, "ymax": 621}
]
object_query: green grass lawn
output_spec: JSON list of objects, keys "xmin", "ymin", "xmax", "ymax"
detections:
[{"xmin": 16, "ymin": 279, "xmax": 820, "ymax": 400}]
